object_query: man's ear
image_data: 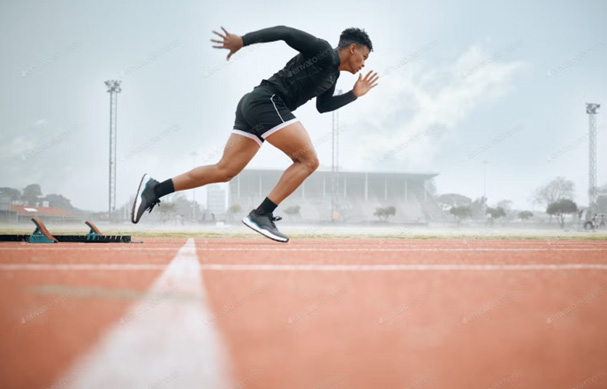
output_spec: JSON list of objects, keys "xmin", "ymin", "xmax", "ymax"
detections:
[{"xmin": 349, "ymin": 43, "xmax": 357, "ymax": 54}]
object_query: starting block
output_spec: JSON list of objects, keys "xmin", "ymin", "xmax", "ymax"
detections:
[{"xmin": 0, "ymin": 218, "xmax": 133, "ymax": 243}]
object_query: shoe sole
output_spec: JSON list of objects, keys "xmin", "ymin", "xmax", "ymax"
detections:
[
  {"xmin": 131, "ymin": 173, "xmax": 149, "ymax": 224},
  {"xmin": 242, "ymin": 216, "xmax": 289, "ymax": 243}
]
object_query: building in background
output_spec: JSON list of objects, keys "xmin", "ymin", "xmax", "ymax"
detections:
[
  {"xmin": 206, "ymin": 184, "xmax": 226, "ymax": 220},
  {"xmin": 2, "ymin": 205, "xmax": 79, "ymax": 223},
  {"xmin": 228, "ymin": 169, "xmax": 444, "ymax": 224},
  {"xmin": 597, "ymin": 195, "xmax": 607, "ymax": 213}
]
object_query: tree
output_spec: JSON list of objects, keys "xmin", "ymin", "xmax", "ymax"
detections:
[
  {"xmin": 496, "ymin": 200, "xmax": 514, "ymax": 220},
  {"xmin": 546, "ymin": 199, "xmax": 578, "ymax": 228},
  {"xmin": 486, "ymin": 206, "xmax": 506, "ymax": 225},
  {"xmin": 171, "ymin": 195, "xmax": 202, "ymax": 221},
  {"xmin": 374, "ymin": 206, "xmax": 396, "ymax": 222},
  {"xmin": 450, "ymin": 205, "xmax": 472, "ymax": 225},
  {"xmin": 425, "ymin": 178, "xmax": 438, "ymax": 196},
  {"xmin": 496, "ymin": 200, "xmax": 512, "ymax": 210},
  {"xmin": 226, "ymin": 203, "xmax": 243, "ymax": 222},
  {"xmin": 43, "ymin": 194, "xmax": 74, "ymax": 210},
  {"xmin": 283, "ymin": 205, "xmax": 301, "ymax": 220},
  {"xmin": 470, "ymin": 196, "xmax": 487, "ymax": 219},
  {"xmin": 534, "ymin": 177, "xmax": 575, "ymax": 208},
  {"xmin": 436, "ymin": 193, "xmax": 472, "ymax": 211},
  {"xmin": 518, "ymin": 211, "xmax": 534, "ymax": 221},
  {"xmin": 157, "ymin": 202, "xmax": 177, "ymax": 222},
  {"xmin": 0, "ymin": 187, "xmax": 21, "ymax": 202},
  {"xmin": 227, "ymin": 203, "xmax": 243, "ymax": 214},
  {"xmin": 22, "ymin": 184, "xmax": 42, "ymax": 206}
]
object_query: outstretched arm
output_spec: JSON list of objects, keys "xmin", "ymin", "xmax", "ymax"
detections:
[
  {"xmin": 317, "ymin": 71, "xmax": 379, "ymax": 113},
  {"xmin": 242, "ymin": 25, "xmax": 329, "ymax": 58},
  {"xmin": 316, "ymin": 82, "xmax": 358, "ymax": 114},
  {"xmin": 211, "ymin": 25, "xmax": 329, "ymax": 61}
]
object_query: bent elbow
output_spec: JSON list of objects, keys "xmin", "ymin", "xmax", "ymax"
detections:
[
  {"xmin": 316, "ymin": 101, "xmax": 328, "ymax": 113},
  {"xmin": 275, "ymin": 25, "xmax": 291, "ymax": 36}
]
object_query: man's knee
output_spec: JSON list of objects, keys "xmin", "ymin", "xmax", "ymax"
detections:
[
  {"xmin": 301, "ymin": 156, "xmax": 319, "ymax": 174},
  {"xmin": 215, "ymin": 164, "xmax": 239, "ymax": 182}
]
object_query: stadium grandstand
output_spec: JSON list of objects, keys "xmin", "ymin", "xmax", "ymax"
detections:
[{"xmin": 228, "ymin": 168, "xmax": 446, "ymax": 224}]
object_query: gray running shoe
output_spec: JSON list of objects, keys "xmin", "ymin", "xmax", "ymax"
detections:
[
  {"xmin": 242, "ymin": 210, "xmax": 289, "ymax": 243},
  {"xmin": 131, "ymin": 173, "xmax": 161, "ymax": 223}
]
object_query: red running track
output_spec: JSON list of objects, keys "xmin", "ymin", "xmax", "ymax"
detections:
[{"xmin": 0, "ymin": 238, "xmax": 606, "ymax": 388}]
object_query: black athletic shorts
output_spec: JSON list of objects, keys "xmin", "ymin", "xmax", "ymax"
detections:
[{"xmin": 232, "ymin": 85, "xmax": 299, "ymax": 146}]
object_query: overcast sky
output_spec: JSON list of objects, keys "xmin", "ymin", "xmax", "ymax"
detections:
[{"xmin": 1, "ymin": 0, "xmax": 606, "ymax": 212}]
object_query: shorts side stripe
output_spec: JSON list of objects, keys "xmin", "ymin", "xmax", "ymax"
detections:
[{"xmin": 270, "ymin": 94, "xmax": 285, "ymax": 123}]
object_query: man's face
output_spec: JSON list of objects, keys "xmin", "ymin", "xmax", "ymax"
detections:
[{"xmin": 349, "ymin": 44, "xmax": 370, "ymax": 74}]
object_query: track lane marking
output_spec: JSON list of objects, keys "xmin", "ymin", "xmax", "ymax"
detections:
[
  {"xmin": 1, "ymin": 247, "xmax": 606, "ymax": 252},
  {"xmin": 198, "ymin": 264, "xmax": 607, "ymax": 271},
  {"xmin": 50, "ymin": 238, "xmax": 232, "ymax": 389},
  {"xmin": 3, "ymin": 263, "xmax": 607, "ymax": 271}
]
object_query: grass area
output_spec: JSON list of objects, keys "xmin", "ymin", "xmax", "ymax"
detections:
[{"xmin": 1, "ymin": 225, "xmax": 606, "ymax": 240}]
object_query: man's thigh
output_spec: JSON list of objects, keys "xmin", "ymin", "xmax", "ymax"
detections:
[{"xmin": 264, "ymin": 120, "xmax": 316, "ymax": 162}]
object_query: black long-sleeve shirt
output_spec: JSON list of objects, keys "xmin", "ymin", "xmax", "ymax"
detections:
[{"xmin": 241, "ymin": 25, "xmax": 357, "ymax": 113}]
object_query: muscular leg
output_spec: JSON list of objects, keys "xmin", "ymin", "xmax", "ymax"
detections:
[
  {"xmin": 264, "ymin": 121, "xmax": 319, "ymax": 205},
  {"xmin": 172, "ymin": 133, "xmax": 260, "ymax": 191}
]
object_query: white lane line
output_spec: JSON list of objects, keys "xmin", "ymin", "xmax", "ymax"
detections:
[
  {"xmin": 198, "ymin": 264, "xmax": 607, "ymax": 271},
  {"xmin": 0, "ymin": 247, "xmax": 181, "ymax": 251},
  {"xmin": 51, "ymin": 238, "xmax": 232, "ymax": 389},
  {"xmin": 2, "ymin": 245, "xmax": 606, "ymax": 251},
  {"xmin": 7, "ymin": 247, "xmax": 603, "ymax": 252},
  {"xmin": 3, "ymin": 263, "xmax": 607, "ymax": 272},
  {"xmin": 0, "ymin": 264, "xmax": 168, "ymax": 270},
  {"xmin": 194, "ymin": 247, "xmax": 607, "ymax": 252}
]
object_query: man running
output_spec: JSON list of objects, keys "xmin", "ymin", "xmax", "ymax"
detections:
[{"xmin": 131, "ymin": 25, "xmax": 378, "ymax": 242}]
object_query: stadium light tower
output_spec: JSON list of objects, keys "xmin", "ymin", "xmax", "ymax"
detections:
[
  {"xmin": 105, "ymin": 80, "xmax": 122, "ymax": 221},
  {"xmin": 586, "ymin": 103, "xmax": 600, "ymax": 213}
]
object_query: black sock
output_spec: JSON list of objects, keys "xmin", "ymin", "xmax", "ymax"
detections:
[
  {"xmin": 255, "ymin": 197, "xmax": 277, "ymax": 215},
  {"xmin": 154, "ymin": 179, "xmax": 175, "ymax": 199}
]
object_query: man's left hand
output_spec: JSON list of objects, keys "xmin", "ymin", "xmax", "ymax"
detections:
[
  {"xmin": 211, "ymin": 26, "xmax": 243, "ymax": 61},
  {"xmin": 353, "ymin": 71, "xmax": 379, "ymax": 97}
]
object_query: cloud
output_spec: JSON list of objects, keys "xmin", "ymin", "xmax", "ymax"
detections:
[
  {"xmin": 343, "ymin": 43, "xmax": 525, "ymax": 171},
  {"xmin": 1, "ymin": 136, "xmax": 36, "ymax": 160},
  {"xmin": 35, "ymin": 119, "xmax": 48, "ymax": 129}
]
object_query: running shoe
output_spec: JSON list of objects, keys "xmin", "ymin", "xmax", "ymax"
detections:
[
  {"xmin": 131, "ymin": 173, "xmax": 161, "ymax": 223},
  {"xmin": 242, "ymin": 209, "xmax": 289, "ymax": 243}
]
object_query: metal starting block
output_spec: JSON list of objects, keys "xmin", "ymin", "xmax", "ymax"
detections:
[{"xmin": 0, "ymin": 218, "xmax": 132, "ymax": 243}]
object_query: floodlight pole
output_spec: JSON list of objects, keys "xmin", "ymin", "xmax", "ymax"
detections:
[
  {"xmin": 586, "ymin": 103, "xmax": 600, "ymax": 215},
  {"xmin": 105, "ymin": 80, "xmax": 121, "ymax": 221}
]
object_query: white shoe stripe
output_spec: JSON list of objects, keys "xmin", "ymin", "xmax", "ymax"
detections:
[
  {"xmin": 132, "ymin": 174, "xmax": 148, "ymax": 223},
  {"xmin": 242, "ymin": 216, "xmax": 288, "ymax": 242}
]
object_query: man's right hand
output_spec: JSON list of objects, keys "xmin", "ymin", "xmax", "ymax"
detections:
[{"xmin": 211, "ymin": 26, "xmax": 243, "ymax": 61}]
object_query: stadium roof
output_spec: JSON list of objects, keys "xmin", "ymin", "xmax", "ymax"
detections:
[
  {"xmin": 9, "ymin": 205, "xmax": 76, "ymax": 218},
  {"xmin": 241, "ymin": 168, "xmax": 439, "ymax": 179}
]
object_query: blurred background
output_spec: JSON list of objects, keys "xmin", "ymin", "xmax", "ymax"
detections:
[{"xmin": 1, "ymin": 0, "xmax": 606, "ymax": 232}]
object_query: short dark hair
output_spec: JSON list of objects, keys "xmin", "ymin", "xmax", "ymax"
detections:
[{"xmin": 338, "ymin": 28, "xmax": 373, "ymax": 52}]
